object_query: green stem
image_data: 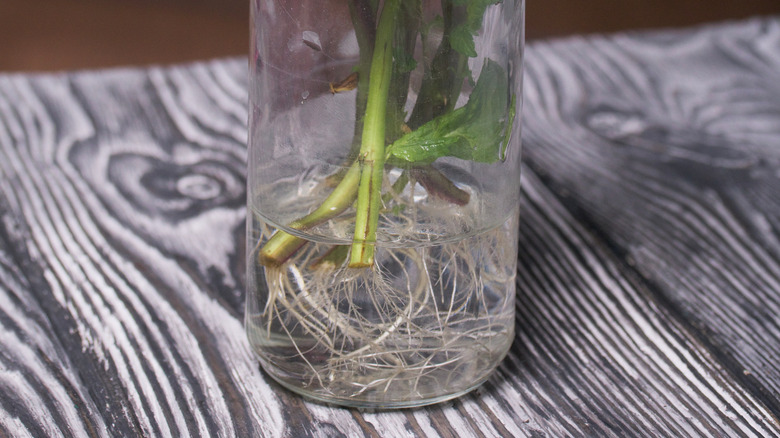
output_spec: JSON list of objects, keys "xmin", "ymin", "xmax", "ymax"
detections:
[
  {"xmin": 346, "ymin": 0, "xmax": 377, "ymax": 161},
  {"xmin": 408, "ymin": 0, "xmax": 468, "ymax": 129},
  {"xmin": 258, "ymin": 163, "xmax": 360, "ymax": 267},
  {"xmin": 385, "ymin": 0, "xmax": 421, "ymax": 143},
  {"xmin": 349, "ymin": 0, "xmax": 400, "ymax": 268}
]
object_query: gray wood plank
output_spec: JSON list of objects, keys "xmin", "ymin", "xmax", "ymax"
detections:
[
  {"xmin": 1, "ymin": 16, "xmax": 779, "ymax": 437},
  {"xmin": 522, "ymin": 16, "xmax": 780, "ymax": 415}
]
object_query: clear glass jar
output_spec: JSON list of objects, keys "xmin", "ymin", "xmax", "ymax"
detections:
[{"xmin": 246, "ymin": 0, "xmax": 525, "ymax": 408}]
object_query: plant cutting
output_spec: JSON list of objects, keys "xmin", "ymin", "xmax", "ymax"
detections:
[{"xmin": 247, "ymin": 0, "xmax": 525, "ymax": 408}]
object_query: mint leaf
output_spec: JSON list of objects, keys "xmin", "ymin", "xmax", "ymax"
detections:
[
  {"xmin": 393, "ymin": 44, "xmax": 418, "ymax": 73},
  {"xmin": 387, "ymin": 59, "xmax": 512, "ymax": 164},
  {"xmin": 450, "ymin": 25, "xmax": 477, "ymax": 58},
  {"xmin": 450, "ymin": 0, "xmax": 500, "ymax": 58}
]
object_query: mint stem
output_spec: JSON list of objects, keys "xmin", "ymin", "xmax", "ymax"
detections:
[
  {"xmin": 408, "ymin": 0, "xmax": 467, "ymax": 129},
  {"xmin": 346, "ymin": 0, "xmax": 377, "ymax": 161},
  {"xmin": 349, "ymin": 0, "xmax": 400, "ymax": 268},
  {"xmin": 258, "ymin": 163, "xmax": 360, "ymax": 267}
]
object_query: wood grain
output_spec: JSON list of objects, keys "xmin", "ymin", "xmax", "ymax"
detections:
[
  {"xmin": 1, "ymin": 17, "xmax": 780, "ymax": 437},
  {"xmin": 522, "ymin": 16, "xmax": 780, "ymax": 415}
]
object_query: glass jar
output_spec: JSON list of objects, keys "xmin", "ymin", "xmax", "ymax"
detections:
[{"xmin": 246, "ymin": 0, "xmax": 525, "ymax": 408}]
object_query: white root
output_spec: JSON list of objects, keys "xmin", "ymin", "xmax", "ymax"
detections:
[{"xmin": 253, "ymin": 185, "xmax": 515, "ymax": 398}]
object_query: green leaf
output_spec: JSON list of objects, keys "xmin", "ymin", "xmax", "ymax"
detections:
[
  {"xmin": 387, "ymin": 59, "xmax": 512, "ymax": 164},
  {"xmin": 449, "ymin": 25, "xmax": 477, "ymax": 58},
  {"xmin": 450, "ymin": 0, "xmax": 501, "ymax": 58},
  {"xmin": 393, "ymin": 44, "xmax": 418, "ymax": 73}
]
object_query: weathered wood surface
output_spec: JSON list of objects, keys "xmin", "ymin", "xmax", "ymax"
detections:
[{"xmin": 1, "ymin": 17, "xmax": 780, "ymax": 437}]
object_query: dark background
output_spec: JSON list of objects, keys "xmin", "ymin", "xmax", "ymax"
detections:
[{"xmin": 2, "ymin": 0, "xmax": 780, "ymax": 71}]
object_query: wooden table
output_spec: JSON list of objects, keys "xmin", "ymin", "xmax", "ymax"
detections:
[{"xmin": 1, "ymin": 17, "xmax": 779, "ymax": 437}]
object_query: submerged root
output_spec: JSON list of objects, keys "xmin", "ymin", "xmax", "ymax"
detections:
[{"xmin": 253, "ymin": 214, "xmax": 515, "ymax": 398}]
